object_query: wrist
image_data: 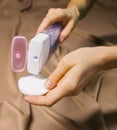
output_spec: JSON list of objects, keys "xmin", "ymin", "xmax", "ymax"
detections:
[
  {"xmin": 67, "ymin": 5, "xmax": 80, "ymax": 21},
  {"xmin": 98, "ymin": 46, "xmax": 117, "ymax": 70}
]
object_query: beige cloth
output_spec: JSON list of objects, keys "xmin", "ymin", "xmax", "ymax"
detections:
[{"xmin": 0, "ymin": 0, "xmax": 117, "ymax": 130}]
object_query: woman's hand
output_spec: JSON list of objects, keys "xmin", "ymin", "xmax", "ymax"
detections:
[
  {"xmin": 24, "ymin": 46, "xmax": 117, "ymax": 106},
  {"xmin": 37, "ymin": 7, "xmax": 79, "ymax": 42}
]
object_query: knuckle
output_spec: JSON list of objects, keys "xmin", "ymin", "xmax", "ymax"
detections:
[
  {"xmin": 48, "ymin": 8, "xmax": 63, "ymax": 16},
  {"xmin": 45, "ymin": 102, "xmax": 52, "ymax": 107},
  {"xmin": 45, "ymin": 97, "xmax": 54, "ymax": 107},
  {"xmin": 56, "ymin": 8, "xmax": 62, "ymax": 13},
  {"xmin": 56, "ymin": 8, "xmax": 65, "ymax": 16},
  {"xmin": 60, "ymin": 57, "xmax": 70, "ymax": 68},
  {"xmin": 67, "ymin": 82, "xmax": 76, "ymax": 92},
  {"xmin": 44, "ymin": 16, "xmax": 53, "ymax": 24},
  {"xmin": 58, "ymin": 76, "xmax": 77, "ymax": 93},
  {"xmin": 48, "ymin": 8, "xmax": 55, "ymax": 13},
  {"xmin": 65, "ymin": 83, "xmax": 76, "ymax": 93}
]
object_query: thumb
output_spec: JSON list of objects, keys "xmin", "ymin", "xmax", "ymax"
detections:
[{"xmin": 44, "ymin": 59, "xmax": 72, "ymax": 90}]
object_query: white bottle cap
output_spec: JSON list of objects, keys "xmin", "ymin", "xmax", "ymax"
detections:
[{"xmin": 18, "ymin": 75, "xmax": 48, "ymax": 96}]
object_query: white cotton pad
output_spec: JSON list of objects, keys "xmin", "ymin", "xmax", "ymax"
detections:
[{"xmin": 18, "ymin": 75, "xmax": 49, "ymax": 96}]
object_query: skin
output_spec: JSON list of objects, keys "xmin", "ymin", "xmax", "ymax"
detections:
[
  {"xmin": 37, "ymin": 0, "xmax": 95, "ymax": 42},
  {"xmin": 24, "ymin": 46, "xmax": 117, "ymax": 106},
  {"xmin": 24, "ymin": 0, "xmax": 117, "ymax": 106}
]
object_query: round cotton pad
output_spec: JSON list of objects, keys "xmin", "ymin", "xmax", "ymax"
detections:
[{"xmin": 18, "ymin": 75, "xmax": 48, "ymax": 96}]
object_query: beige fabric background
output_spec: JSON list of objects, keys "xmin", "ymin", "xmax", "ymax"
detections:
[{"xmin": 0, "ymin": 0, "xmax": 117, "ymax": 130}]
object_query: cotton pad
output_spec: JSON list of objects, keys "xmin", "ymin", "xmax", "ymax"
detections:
[{"xmin": 18, "ymin": 75, "xmax": 48, "ymax": 96}]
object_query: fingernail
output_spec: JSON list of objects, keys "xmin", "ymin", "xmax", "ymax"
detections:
[
  {"xmin": 44, "ymin": 80, "xmax": 52, "ymax": 89},
  {"xmin": 24, "ymin": 96, "xmax": 30, "ymax": 101},
  {"xmin": 60, "ymin": 36, "xmax": 64, "ymax": 42},
  {"xmin": 36, "ymin": 28, "xmax": 42, "ymax": 34},
  {"xmin": 36, "ymin": 31, "xmax": 40, "ymax": 34}
]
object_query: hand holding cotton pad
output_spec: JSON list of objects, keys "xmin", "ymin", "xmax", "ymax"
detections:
[{"xmin": 11, "ymin": 23, "xmax": 62, "ymax": 96}]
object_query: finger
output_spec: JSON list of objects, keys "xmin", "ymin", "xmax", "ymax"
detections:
[
  {"xmin": 24, "ymin": 65, "xmax": 81, "ymax": 106},
  {"xmin": 24, "ymin": 85, "xmax": 65, "ymax": 106},
  {"xmin": 44, "ymin": 57, "xmax": 74, "ymax": 89},
  {"xmin": 59, "ymin": 20, "xmax": 74, "ymax": 42},
  {"xmin": 55, "ymin": 64, "xmax": 87, "ymax": 97},
  {"xmin": 37, "ymin": 17, "xmax": 54, "ymax": 33},
  {"xmin": 37, "ymin": 9, "xmax": 63, "ymax": 33}
]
